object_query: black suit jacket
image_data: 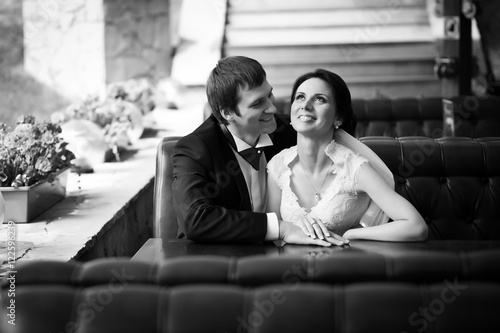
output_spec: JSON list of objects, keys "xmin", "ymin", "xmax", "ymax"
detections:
[{"xmin": 172, "ymin": 114, "xmax": 296, "ymax": 244}]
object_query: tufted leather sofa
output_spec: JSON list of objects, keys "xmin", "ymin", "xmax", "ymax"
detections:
[
  {"xmin": 360, "ymin": 136, "xmax": 500, "ymax": 240},
  {"xmin": 2, "ymin": 253, "xmax": 500, "ymax": 332},
  {"xmin": 7, "ymin": 251, "xmax": 500, "ymax": 286},
  {"xmin": 153, "ymin": 136, "xmax": 182, "ymax": 240},
  {"xmin": 155, "ymin": 135, "xmax": 500, "ymax": 241}
]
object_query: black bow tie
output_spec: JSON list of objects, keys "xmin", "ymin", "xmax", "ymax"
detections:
[
  {"xmin": 239, "ymin": 147, "xmax": 264, "ymax": 170},
  {"xmin": 219, "ymin": 124, "xmax": 266, "ymax": 170}
]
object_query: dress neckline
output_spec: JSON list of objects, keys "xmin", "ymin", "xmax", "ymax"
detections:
[{"xmin": 284, "ymin": 144, "xmax": 340, "ymax": 214}]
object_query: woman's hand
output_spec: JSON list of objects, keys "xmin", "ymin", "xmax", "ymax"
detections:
[
  {"xmin": 280, "ymin": 221, "xmax": 348, "ymax": 247},
  {"xmin": 294, "ymin": 216, "xmax": 341, "ymax": 242}
]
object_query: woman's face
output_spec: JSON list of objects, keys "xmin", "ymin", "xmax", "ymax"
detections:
[{"xmin": 291, "ymin": 78, "xmax": 338, "ymax": 136}]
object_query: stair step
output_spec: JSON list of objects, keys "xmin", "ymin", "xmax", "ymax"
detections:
[
  {"xmin": 228, "ymin": 7, "xmax": 428, "ymax": 29},
  {"xmin": 229, "ymin": 0, "xmax": 425, "ymax": 12},
  {"xmin": 225, "ymin": 42, "xmax": 437, "ymax": 64},
  {"xmin": 224, "ymin": 0, "xmax": 436, "ymax": 99},
  {"xmin": 264, "ymin": 61, "xmax": 435, "ymax": 81},
  {"xmin": 226, "ymin": 25, "xmax": 433, "ymax": 47}
]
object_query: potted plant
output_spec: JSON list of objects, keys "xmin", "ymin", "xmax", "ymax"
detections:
[
  {"xmin": 0, "ymin": 115, "xmax": 74, "ymax": 222},
  {"xmin": 52, "ymin": 93, "xmax": 144, "ymax": 166},
  {"xmin": 106, "ymin": 77, "xmax": 156, "ymax": 116}
]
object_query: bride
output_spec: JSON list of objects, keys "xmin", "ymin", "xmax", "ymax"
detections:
[{"xmin": 267, "ymin": 69, "xmax": 428, "ymax": 242}]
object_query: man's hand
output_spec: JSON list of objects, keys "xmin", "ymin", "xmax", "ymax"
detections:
[{"xmin": 279, "ymin": 221, "xmax": 349, "ymax": 247}]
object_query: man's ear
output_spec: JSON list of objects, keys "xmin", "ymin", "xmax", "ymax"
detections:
[{"xmin": 220, "ymin": 109, "xmax": 233, "ymax": 121}]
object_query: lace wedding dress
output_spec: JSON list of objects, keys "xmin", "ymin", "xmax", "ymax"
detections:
[{"xmin": 267, "ymin": 140, "xmax": 372, "ymax": 236}]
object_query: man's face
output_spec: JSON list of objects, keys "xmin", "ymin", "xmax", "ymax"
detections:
[{"xmin": 225, "ymin": 79, "xmax": 277, "ymax": 146}]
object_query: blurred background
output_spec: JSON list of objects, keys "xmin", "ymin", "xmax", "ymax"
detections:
[{"xmin": 0, "ymin": 0, "xmax": 498, "ymax": 129}]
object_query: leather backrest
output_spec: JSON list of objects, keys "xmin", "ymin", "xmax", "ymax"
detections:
[
  {"xmin": 3, "ymin": 280, "xmax": 499, "ymax": 333},
  {"xmin": 452, "ymin": 95, "xmax": 500, "ymax": 137},
  {"xmin": 6, "ymin": 254, "xmax": 500, "ymax": 332},
  {"xmin": 353, "ymin": 97, "xmax": 444, "ymax": 137},
  {"xmin": 361, "ymin": 136, "xmax": 500, "ymax": 239},
  {"xmin": 10, "ymin": 251, "xmax": 500, "ymax": 287},
  {"xmin": 156, "ymin": 135, "xmax": 500, "ymax": 241},
  {"xmin": 153, "ymin": 137, "xmax": 182, "ymax": 240}
]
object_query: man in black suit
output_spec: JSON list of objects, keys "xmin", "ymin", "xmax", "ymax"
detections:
[{"xmin": 172, "ymin": 56, "xmax": 347, "ymax": 246}]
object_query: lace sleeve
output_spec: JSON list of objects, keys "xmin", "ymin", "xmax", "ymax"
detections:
[
  {"xmin": 267, "ymin": 147, "xmax": 294, "ymax": 190},
  {"xmin": 267, "ymin": 153, "xmax": 284, "ymax": 189},
  {"xmin": 346, "ymin": 153, "xmax": 370, "ymax": 195}
]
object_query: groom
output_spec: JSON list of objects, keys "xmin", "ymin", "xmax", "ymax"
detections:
[{"xmin": 172, "ymin": 56, "xmax": 347, "ymax": 246}]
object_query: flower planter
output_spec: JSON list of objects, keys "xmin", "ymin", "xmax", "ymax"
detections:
[{"xmin": 0, "ymin": 168, "xmax": 70, "ymax": 223}]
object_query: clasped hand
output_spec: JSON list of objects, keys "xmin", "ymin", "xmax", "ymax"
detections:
[{"xmin": 280, "ymin": 218, "xmax": 349, "ymax": 247}]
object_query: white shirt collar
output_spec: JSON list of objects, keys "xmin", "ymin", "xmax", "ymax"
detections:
[{"xmin": 231, "ymin": 134, "xmax": 273, "ymax": 153}]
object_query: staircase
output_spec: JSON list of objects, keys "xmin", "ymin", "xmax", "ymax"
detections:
[{"xmin": 223, "ymin": 0, "xmax": 441, "ymax": 100}]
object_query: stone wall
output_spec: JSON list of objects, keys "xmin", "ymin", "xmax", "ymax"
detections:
[
  {"xmin": 104, "ymin": 0, "xmax": 170, "ymax": 84},
  {"xmin": 0, "ymin": 0, "xmax": 23, "ymax": 67},
  {"xmin": 76, "ymin": 178, "xmax": 154, "ymax": 261},
  {"xmin": 23, "ymin": 0, "xmax": 106, "ymax": 99},
  {"xmin": 23, "ymin": 0, "xmax": 170, "ymax": 100}
]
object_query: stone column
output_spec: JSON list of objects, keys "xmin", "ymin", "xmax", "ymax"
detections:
[
  {"xmin": 23, "ymin": 0, "xmax": 107, "ymax": 100},
  {"xmin": 23, "ymin": 0, "xmax": 170, "ymax": 100},
  {"xmin": 170, "ymin": 0, "xmax": 226, "ymax": 86},
  {"xmin": 104, "ymin": 0, "xmax": 170, "ymax": 84}
]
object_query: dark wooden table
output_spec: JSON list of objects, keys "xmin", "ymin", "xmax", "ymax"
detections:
[{"xmin": 131, "ymin": 238, "xmax": 500, "ymax": 263}]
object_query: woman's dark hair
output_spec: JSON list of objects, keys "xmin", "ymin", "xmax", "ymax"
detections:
[
  {"xmin": 206, "ymin": 56, "xmax": 267, "ymax": 125},
  {"xmin": 290, "ymin": 69, "xmax": 357, "ymax": 136}
]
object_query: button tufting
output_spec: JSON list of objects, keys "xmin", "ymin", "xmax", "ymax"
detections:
[
  {"xmin": 398, "ymin": 177, "xmax": 406, "ymax": 184},
  {"xmin": 465, "ymin": 216, "xmax": 474, "ymax": 223},
  {"xmin": 482, "ymin": 177, "xmax": 489, "ymax": 184},
  {"xmin": 439, "ymin": 177, "xmax": 447, "ymax": 184}
]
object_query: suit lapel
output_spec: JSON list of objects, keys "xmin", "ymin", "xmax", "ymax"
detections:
[
  {"xmin": 209, "ymin": 114, "xmax": 295, "ymax": 212},
  {"xmin": 215, "ymin": 122, "xmax": 253, "ymax": 211}
]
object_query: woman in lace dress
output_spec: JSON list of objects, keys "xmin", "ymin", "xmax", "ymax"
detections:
[{"xmin": 267, "ymin": 69, "xmax": 428, "ymax": 242}]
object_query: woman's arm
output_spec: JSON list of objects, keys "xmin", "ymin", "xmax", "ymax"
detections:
[{"xmin": 344, "ymin": 163, "xmax": 428, "ymax": 242}]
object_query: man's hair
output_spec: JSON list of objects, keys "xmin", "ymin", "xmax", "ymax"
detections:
[
  {"xmin": 290, "ymin": 69, "xmax": 357, "ymax": 136},
  {"xmin": 206, "ymin": 56, "xmax": 267, "ymax": 125}
]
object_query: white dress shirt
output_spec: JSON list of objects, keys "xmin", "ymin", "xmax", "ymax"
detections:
[{"xmin": 230, "ymin": 133, "xmax": 279, "ymax": 241}]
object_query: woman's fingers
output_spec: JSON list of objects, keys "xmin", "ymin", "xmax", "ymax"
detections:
[
  {"xmin": 310, "ymin": 218, "xmax": 330, "ymax": 240},
  {"xmin": 308, "ymin": 237, "xmax": 333, "ymax": 247},
  {"xmin": 298, "ymin": 217, "xmax": 315, "ymax": 237},
  {"xmin": 299, "ymin": 217, "xmax": 347, "ymax": 244},
  {"xmin": 295, "ymin": 217, "xmax": 314, "ymax": 237},
  {"xmin": 325, "ymin": 231, "xmax": 350, "ymax": 245},
  {"xmin": 297, "ymin": 222, "xmax": 311, "ymax": 237},
  {"xmin": 307, "ymin": 218, "xmax": 328, "ymax": 240}
]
